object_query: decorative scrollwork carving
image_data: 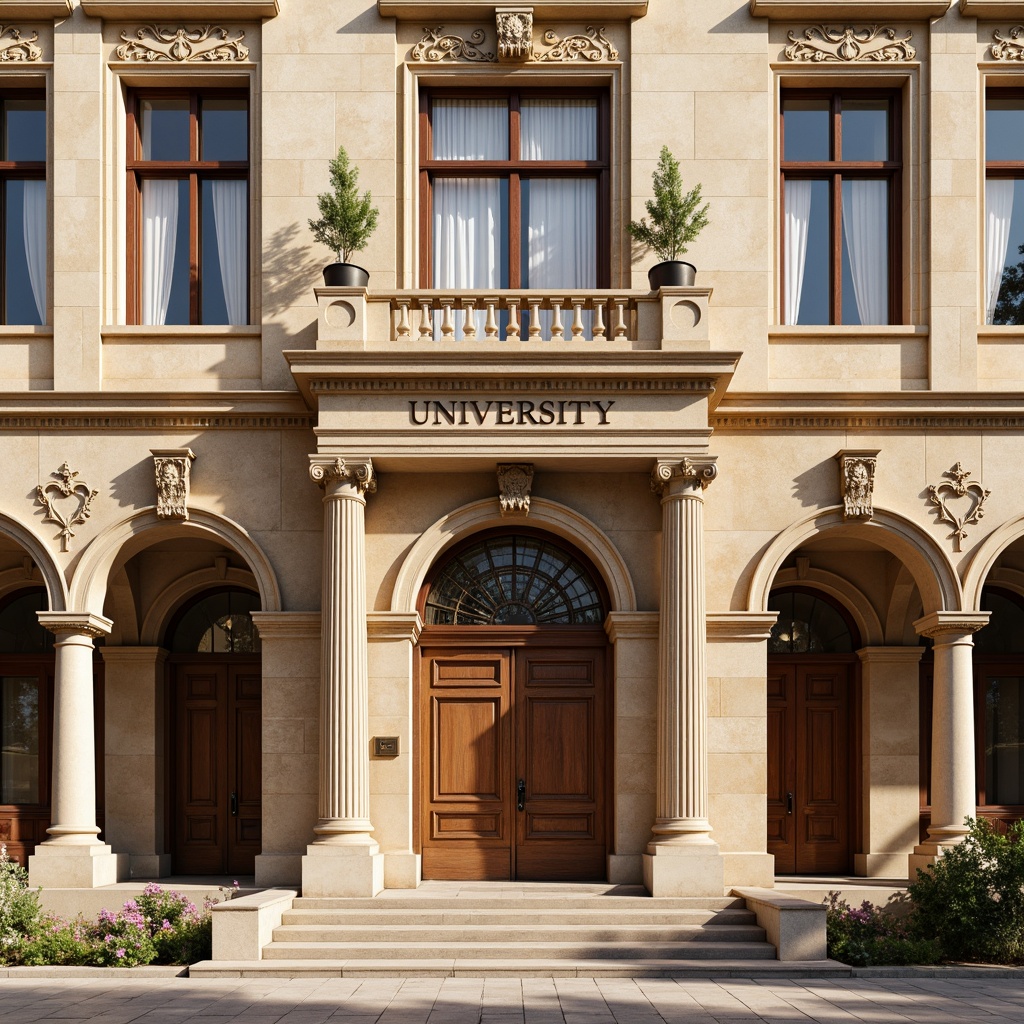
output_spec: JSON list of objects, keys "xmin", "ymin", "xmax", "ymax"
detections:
[
  {"xmin": 0, "ymin": 25, "xmax": 41, "ymax": 62},
  {"xmin": 992, "ymin": 26, "xmax": 1024, "ymax": 62},
  {"xmin": 309, "ymin": 456, "xmax": 377, "ymax": 496},
  {"xmin": 35, "ymin": 462, "xmax": 99, "ymax": 553},
  {"xmin": 116, "ymin": 24, "xmax": 249, "ymax": 62},
  {"xmin": 926, "ymin": 462, "xmax": 990, "ymax": 553},
  {"xmin": 785, "ymin": 25, "xmax": 916, "ymax": 63},
  {"xmin": 534, "ymin": 25, "xmax": 618, "ymax": 62},
  {"xmin": 411, "ymin": 26, "xmax": 494, "ymax": 62},
  {"xmin": 651, "ymin": 457, "xmax": 718, "ymax": 495}
]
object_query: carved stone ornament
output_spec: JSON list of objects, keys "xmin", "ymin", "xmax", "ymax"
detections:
[
  {"xmin": 35, "ymin": 462, "xmax": 99, "ymax": 553},
  {"xmin": 116, "ymin": 24, "xmax": 249, "ymax": 62},
  {"xmin": 309, "ymin": 456, "xmax": 377, "ymax": 495},
  {"xmin": 835, "ymin": 449, "xmax": 879, "ymax": 520},
  {"xmin": 927, "ymin": 462, "xmax": 991, "ymax": 553},
  {"xmin": 497, "ymin": 7, "xmax": 533, "ymax": 61},
  {"xmin": 151, "ymin": 448, "xmax": 196, "ymax": 521},
  {"xmin": 0, "ymin": 25, "xmax": 41, "ymax": 61},
  {"xmin": 651, "ymin": 457, "xmax": 719, "ymax": 495},
  {"xmin": 785, "ymin": 25, "xmax": 916, "ymax": 62},
  {"xmin": 411, "ymin": 23, "xmax": 617, "ymax": 63},
  {"xmin": 498, "ymin": 463, "xmax": 534, "ymax": 516},
  {"xmin": 992, "ymin": 26, "xmax": 1024, "ymax": 62}
]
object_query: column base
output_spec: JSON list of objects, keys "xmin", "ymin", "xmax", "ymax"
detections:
[
  {"xmin": 28, "ymin": 842, "xmax": 123, "ymax": 889},
  {"xmin": 908, "ymin": 833, "xmax": 969, "ymax": 882},
  {"xmin": 302, "ymin": 842, "xmax": 383, "ymax": 897},
  {"xmin": 383, "ymin": 852, "xmax": 421, "ymax": 889},
  {"xmin": 643, "ymin": 841, "xmax": 725, "ymax": 897}
]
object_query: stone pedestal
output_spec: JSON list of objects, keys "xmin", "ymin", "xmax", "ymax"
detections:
[
  {"xmin": 29, "ymin": 613, "xmax": 122, "ymax": 889},
  {"xmin": 643, "ymin": 459, "xmax": 725, "ymax": 897},
  {"xmin": 301, "ymin": 456, "xmax": 383, "ymax": 897},
  {"xmin": 908, "ymin": 612, "xmax": 990, "ymax": 880}
]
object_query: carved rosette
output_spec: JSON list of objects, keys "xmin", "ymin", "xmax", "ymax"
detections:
[
  {"xmin": 411, "ymin": 23, "xmax": 617, "ymax": 63},
  {"xmin": 0, "ymin": 25, "xmax": 41, "ymax": 61},
  {"xmin": 498, "ymin": 463, "xmax": 534, "ymax": 516},
  {"xmin": 497, "ymin": 8, "xmax": 533, "ymax": 62},
  {"xmin": 309, "ymin": 456, "xmax": 377, "ymax": 496},
  {"xmin": 35, "ymin": 462, "xmax": 99, "ymax": 553},
  {"xmin": 151, "ymin": 448, "xmax": 196, "ymax": 521},
  {"xmin": 992, "ymin": 26, "xmax": 1024, "ymax": 62},
  {"xmin": 926, "ymin": 462, "xmax": 991, "ymax": 553},
  {"xmin": 785, "ymin": 25, "xmax": 916, "ymax": 62},
  {"xmin": 651, "ymin": 457, "xmax": 718, "ymax": 496},
  {"xmin": 835, "ymin": 449, "xmax": 879, "ymax": 520},
  {"xmin": 116, "ymin": 25, "xmax": 249, "ymax": 62}
]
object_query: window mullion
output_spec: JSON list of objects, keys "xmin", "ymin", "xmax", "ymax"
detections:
[
  {"xmin": 190, "ymin": 171, "xmax": 199, "ymax": 325},
  {"xmin": 509, "ymin": 172, "xmax": 521, "ymax": 289},
  {"xmin": 832, "ymin": 171, "xmax": 843, "ymax": 324}
]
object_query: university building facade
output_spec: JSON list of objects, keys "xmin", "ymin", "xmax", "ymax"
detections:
[{"xmin": 1, "ymin": 0, "xmax": 1024, "ymax": 905}]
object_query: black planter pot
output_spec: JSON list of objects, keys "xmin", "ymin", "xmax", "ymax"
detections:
[
  {"xmin": 647, "ymin": 260, "xmax": 696, "ymax": 289},
  {"xmin": 322, "ymin": 262, "xmax": 370, "ymax": 287}
]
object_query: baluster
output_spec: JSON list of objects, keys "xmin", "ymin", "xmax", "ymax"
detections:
[
  {"xmin": 551, "ymin": 299, "xmax": 565, "ymax": 340},
  {"xmin": 440, "ymin": 299, "xmax": 455, "ymax": 339},
  {"xmin": 419, "ymin": 299, "xmax": 432, "ymax": 340},
  {"xmin": 613, "ymin": 299, "xmax": 628, "ymax": 341},
  {"xmin": 506, "ymin": 299, "xmax": 521, "ymax": 340},
  {"xmin": 484, "ymin": 299, "xmax": 499, "ymax": 339},
  {"xmin": 593, "ymin": 299, "xmax": 607, "ymax": 339},
  {"xmin": 571, "ymin": 300, "xmax": 585, "ymax": 339},
  {"xmin": 528, "ymin": 298, "xmax": 542, "ymax": 340},
  {"xmin": 396, "ymin": 301, "xmax": 411, "ymax": 339},
  {"xmin": 462, "ymin": 298, "xmax": 477, "ymax": 339}
]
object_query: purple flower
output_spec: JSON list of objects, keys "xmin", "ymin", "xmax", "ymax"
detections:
[
  {"xmin": 161, "ymin": 919, "xmax": 173, "ymax": 931},
  {"xmin": 116, "ymin": 948, "xmax": 126, "ymax": 959}
]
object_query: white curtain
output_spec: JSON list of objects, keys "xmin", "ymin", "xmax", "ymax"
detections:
[
  {"xmin": 986, "ymin": 179, "xmax": 1015, "ymax": 325},
  {"xmin": 211, "ymin": 180, "xmax": 247, "ymax": 325},
  {"xmin": 22, "ymin": 180, "xmax": 46, "ymax": 325},
  {"xmin": 842, "ymin": 179, "xmax": 889, "ymax": 325},
  {"xmin": 521, "ymin": 99, "xmax": 597, "ymax": 161},
  {"xmin": 432, "ymin": 99, "xmax": 507, "ymax": 160},
  {"xmin": 784, "ymin": 180, "xmax": 812, "ymax": 325},
  {"xmin": 142, "ymin": 179, "xmax": 179, "ymax": 326}
]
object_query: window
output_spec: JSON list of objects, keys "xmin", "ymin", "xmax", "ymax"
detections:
[
  {"xmin": 127, "ymin": 91, "xmax": 249, "ymax": 325},
  {"xmin": 167, "ymin": 588, "xmax": 262, "ymax": 653},
  {"xmin": 0, "ymin": 94, "xmax": 45, "ymax": 326},
  {"xmin": 781, "ymin": 90, "xmax": 901, "ymax": 325},
  {"xmin": 419, "ymin": 90, "xmax": 608, "ymax": 333},
  {"xmin": 985, "ymin": 92, "xmax": 1024, "ymax": 326}
]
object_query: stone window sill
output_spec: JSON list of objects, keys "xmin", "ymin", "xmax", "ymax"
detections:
[
  {"xmin": 80, "ymin": 0, "xmax": 278, "ymax": 17},
  {"xmin": 102, "ymin": 325, "xmax": 261, "ymax": 341},
  {"xmin": 750, "ymin": 0, "xmax": 951, "ymax": 16},
  {"xmin": 379, "ymin": 0, "xmax": 647, "ymax": 18}
]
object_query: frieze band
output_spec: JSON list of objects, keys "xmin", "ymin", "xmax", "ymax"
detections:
[{"xmin": 409, "ymin": 399, "xmax": 615, "ymax": 426}]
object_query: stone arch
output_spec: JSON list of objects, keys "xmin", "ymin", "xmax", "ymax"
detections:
[
  {"xmin": 391, "ymin": 496, "xmax": 637, "ymax": 615},
  {"xmin": 140, "ymin": 565, "xmax": 260, "ymax": 645},
  {"xmin": 963, "ymin": 516, "xmax": 1024, "ymax": 611},
  {"xmin": 69, "ymin": 506, "xmax": 282, "ymax": 616},
  {"xmin": 0, "ymin": 513, "xmax": 67, "ymax": 611},
  {"xmin": 747, "ymin": 505, "xmax": 962, "ymax": 616},
  {"xmin": 767, "ymin": 567, "xmax": 884, "ymax": 647}
]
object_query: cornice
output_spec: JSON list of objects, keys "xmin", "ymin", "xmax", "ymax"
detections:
[
  {"xmin": 37, "ymin": 612, "xmax": 113, "ymax": 639},
  {"xmin": 914, "ymin": 611, "xmax": 991, "ymax": 638},
  {"xmin": 706, "ymin": 612, "xmax": 780, "ymax": 642},
  {"xmin": 604, "ymin": 611, "xmax": 659, "ymax": 642},
  {"xmin": 80, "ymin": 1, "xmax": 278, "ymax": 16},
  {"xmin": 367, "ymin": 612, "xmax": 423, "ymax": 644},
  {"xmin": 379, "ymin": 1, "xmax": 647, "ymax": 18},
  {"xmin": 751, "ymin": 0, "xmax": 951, "ymax": 15},
  {"xmin": 250, "ymin": 612, "xmax": 322, "ymax": 640},
  {"xmin": 1, "ymin": 1, "xmax": 71, "ymax": 15},
  {"xmin": 961, "ymin": 0, "xmax": 1024, "ymax": 16}
]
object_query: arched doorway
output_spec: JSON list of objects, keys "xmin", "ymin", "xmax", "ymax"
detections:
[
  {"xmin": 166, "ymin": 587, "xmax": 261, "ymax": 875},
  {"xmin": 417, "ymin": 531, "xmax": 610, "ymax": 881},
  {"xmin": 767, "ymin": 587, "xmax": 860, "ymax": 874}
]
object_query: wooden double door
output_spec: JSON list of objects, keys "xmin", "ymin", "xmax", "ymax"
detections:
[
  {"xmin": 170, "ymin": 659, "xmax": 261, "ymax": 875},
  {"xmin": 420, "ymin": 639, "xmax": 608, "ymax": 881},
  {"xmin": 767, "ymin": 659, "xmax": 855, "ymax": 874}
]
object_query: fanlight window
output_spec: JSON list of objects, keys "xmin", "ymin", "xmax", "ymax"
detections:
[
  {"xmin": 767, "ymin": 589, "xmax": 855, "ymax": 654},
  {"xmin": 424, "ymin": 535, "xmax": 605, "ymax": 626},
  {"xmin": 169, "ymin": 588, "xmax": 261, "ymax": 654}
]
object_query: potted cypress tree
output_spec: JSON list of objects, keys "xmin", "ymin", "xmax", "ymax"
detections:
[
  {"xmin": 308, "ymin": 145, "xmax": 380, "ymax": 287},
  {"xmin": 628, "ymin": 146, "xmax": 710, "ymax": 289}
]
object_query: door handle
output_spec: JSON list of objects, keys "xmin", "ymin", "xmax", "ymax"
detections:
[
  {"xmin": 230, "ymin": 791, "xmax": 238, "ymax": 816},
  {"xmin": 517, "ymin": 778, "xmax": 525, "ymax": 812},
  {"xmin": 786, "ymin": 791, "xmax": 794, "ymax": 815}
]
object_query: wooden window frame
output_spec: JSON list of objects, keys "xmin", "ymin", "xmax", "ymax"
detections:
[
  {"xmin": 418, "ymin": 87, "xmax": 611, "ymax": 289},
  {"xmin": 985, "ymin": 87, "xmax": 1024, "ymax": 327},
  {"xmin": 780, "ymin": 88, "xmax": 903, "ymax": 326},
  {"xmin": 126, "ymin": 88, "xmax": 249, "ymax": 325}
]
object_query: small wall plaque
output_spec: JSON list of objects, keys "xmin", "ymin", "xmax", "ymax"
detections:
[{"xmin": 374, "ymin": 736, "xmax": 400, "ymax": 757}]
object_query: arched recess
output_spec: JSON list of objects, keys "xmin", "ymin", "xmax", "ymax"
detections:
[
  {"xmin": 140, "ymin": 566, "xmax": 260, "ymax": 645},
  {"xmin": 747, "ymin": 505, "xmax": 961, "ymax": 617},
  {"xmin": 768, "ymin": 567, "xmax": 884, "ymax": 647},
  {"xmin": 963, "ymin": 516, "xmax": 1024, "ymax": 611},
  {"xmin": 391, "ymin": 496, "xmax": 637, "ymax": 615},
  {"xmin": 69, "ymin": 507, "xmax": 282, "ymax": 616},
  {"xmin": 0, "ymin": 514, "xmax": 67, "ymax": 611}
]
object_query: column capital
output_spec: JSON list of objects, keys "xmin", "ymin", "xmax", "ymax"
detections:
[
  {"xmin": 651, "ymin": 456, "xmax": 718, "ymax": 496},
  {"xmin": 309, "ymin": 456, "xmax": 376, "ymax": 496},
  {"xmin": 37, "ymin": 612, "xmax": 113, "ymax": 639},
  {"xmin": 913, "ymin": 611, "xmax": 991, "ymax": 640}
]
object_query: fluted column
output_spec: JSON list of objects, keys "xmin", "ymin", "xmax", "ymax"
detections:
[
  {"xmin": 643, "ymin": 458, "xmax": 725, "ymax": 896},
  {"xmin": 909, "ymin": 611, "xmax": 990, "ymax": 879},
  {"xmin": 302, "ymin": 455, "xmax": 383, "ymax": 896},
  {"xmin": 29, "ymin": 613, "xmax": 122, "ymax": 888}
]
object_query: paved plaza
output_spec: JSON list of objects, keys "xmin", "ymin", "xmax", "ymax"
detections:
[{"xmin": 3, "ymin": 975, "xmax": 1024, "ymax": 1024}]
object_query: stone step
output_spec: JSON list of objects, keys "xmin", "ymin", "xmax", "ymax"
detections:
[
  {"xmin": 261, "ymin": 940, "xmax": 778, "ymax": 961},
  {"xmin": 279, "ymin": 907, "xmax": 758, "ymax": 927},
  {"xmin": 290, "ymin": 895, "xmax": 747, "ymax": 912},
  {"xmin": 272, "ymin": 923, "xmax": 767, "ymax": 944}
]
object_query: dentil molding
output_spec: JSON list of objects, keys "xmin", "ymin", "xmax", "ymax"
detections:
[
  {"xmin": 0, "ymin": 25, "xmax": 42, "ymax": 61},
  {"xmin": 752, "ymin": 0, "xmax": 949, "ymax": 15},
  {"xmin": 116, "ymin": 24, "xmax": 249, "ymax": 61},
  {"xmin": 785, "ymin": 25, "xmax": 916, "ymax": 61},
  {"xmin": 82, "ymin": 1, "xmax": 277, "ymax": 16}
]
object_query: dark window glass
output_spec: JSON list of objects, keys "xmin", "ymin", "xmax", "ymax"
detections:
[
  {"xmin": 5, "ymin": 100, "xmax": 45, "ymax": 162},
  {"xmin": 140, "ymin": 99, "xmax": 189, "ymax": 161},
  {"xmin": 169, "ymin": 589, "xmax": 262, "ymax": 654},
  {"xmin": 1, "ymin": 676, "xmax": 39, "ymax": 804},
  {"xmin": 985, "ymin": 675, "xmax": 1024, "ymax": 805},
  {"xmin": 783, "ymin": 99, "xmax": 829, "ymax": 162},
  {"xmin": 201, "ymin": 99, "xmax": 248, "ymax": 162},
  {"xmin": 0, "ymin": 590, "xmax": 50, "ymax": 654},
  {"xmin": 841, "ymin": 100, "xmax": 890, "ymax": 162},
  {"xmin": 767, "ymin": 590, "xmax": 855, "ymax": 654},
  {"xmin": 986, "ymin": 97, "xmax": 1024, "ymax": 163}
]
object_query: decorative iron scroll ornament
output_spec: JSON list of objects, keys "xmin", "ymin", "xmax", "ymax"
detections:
[
  {"xmin": 35, "ymin": 462, "xmax": 99, "ymax": 553},
  {"xmin": 152, "ymin": 448, "xmax": 196, "ymax": 521},
  {"xmin": 0, "ymin": 25, "xmax": 41, "ymax": 61},
  {"xmin": 412, "ymin": 23, "xmax": 617, "ymax": 63},
  {"xmin": 116, "ymin": 25, "xmax": 249, "ymax": 62},
  {"xmin": 412, "ymin": 26, "xmax": 494, "ymax": 62},
  {"xmin": 497, "ymin": 8, "xmax": 533, "ymax": 61},
  {"xmin": 309, "ymin": 456, "xmax": 377, "ymax": 495},
  {"xmin": 835, "ymin": 449, "xmax": 878, "ymax": 520},
  {"xmin": 785, "ymin": 25, "xmax": 916, "ymax": 62},
  {"xmin": 992, "ymin": 26, "xmax": 1024, "ymax": 62},
  {"xmin": 498, "ymin": 463, "xmax": 534, "ymax": 516},
  {"xmin": 651, "ymin": 457, "xmax": 718, "ymax": 495},
  {"xmin": 927, "ymin": 462, "xmax": 991, "ymax": 553}
]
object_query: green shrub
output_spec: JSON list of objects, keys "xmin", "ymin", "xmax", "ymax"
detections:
[
  {"xmin": 824, "ymin": 891, "xmax": 942, "ymax": 966},
  {"xmin": 909, "ymin": 817, "xmax": 1024, "ymax": 964},
  {"xmin": 21, "ymin": 917, "xmax": 94, "ymax": 966},
  {"xmin": 0, "ymin": 845, "xmax": 41, "ymax": 964}
]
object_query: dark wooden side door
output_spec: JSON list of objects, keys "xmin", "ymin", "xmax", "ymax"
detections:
[
  {"xmin": 171, "ymin": 659, "xmax": 261, "ymax": 875},
  {"xmin": 420, "ymin": 642, "xmax": 606, "ymax": 880},
  {"xmin": 768, "ymin": 660, "xmax": 852, "ymax": 874}
]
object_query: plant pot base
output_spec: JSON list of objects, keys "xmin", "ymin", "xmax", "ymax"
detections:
[
  {"xmin": 322, "ymin": 262, "xmax": 369, "ymax": 287},
  {"xmin": 648, "ymin": 261, "xmax": 696, "ymax": 289}
]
